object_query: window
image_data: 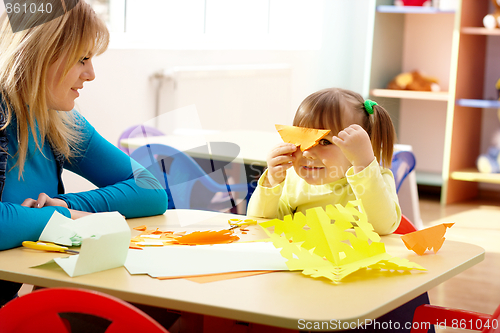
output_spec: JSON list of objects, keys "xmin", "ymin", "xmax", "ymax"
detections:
[
  {"xmin": 93, "ymin": 0, "xmax": 323, "ymax": 50},
  {"xmin": 87, "ymin": 0, "xmax": 110, "ymax": 23}
]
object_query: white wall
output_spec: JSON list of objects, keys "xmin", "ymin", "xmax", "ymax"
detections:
[
  {"xmin": 65, "ymin": 0, "xmax": 375, "ymax": 193},
  {"xmin": 74, "ymin": 1, "xmax": 375, "ymax": 145},
  {"xmin": 398, "ymin": 13, "xmax": 454, "ymax": 176}
]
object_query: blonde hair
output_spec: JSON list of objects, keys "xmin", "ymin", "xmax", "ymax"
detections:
[
  {"xmin": 293, "ymin": 88, "xmax": 396, "ymax": 168},
  {"xmin": 0, "ymin": 0, "xmax": 109, "ymax": 177}
]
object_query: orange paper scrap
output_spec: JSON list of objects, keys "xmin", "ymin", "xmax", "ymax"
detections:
[
  {"xmin": 130, "ymin": 228, "xmax": 184, "ymax": 247},
  {"xmin": 174, "ymin": 230, "xmax": 240, "ymax": 245},
  {"xmin": 401, "ymin": 223, "xmax": 454, "ymax": 255},
  {"xmin": 157, "ymin": 270, "xmax": 275, "ymax": 283},
  {"xmin": 260, "ymin": 200, "xmax": 425, "ymax": 283},
  {"xmin": 275, "ymin": 124, "xmax": 330, "ymax": 151},
  {"xmin": 130, "ymin": 227, "xmax": 240, "ymax": 247}
]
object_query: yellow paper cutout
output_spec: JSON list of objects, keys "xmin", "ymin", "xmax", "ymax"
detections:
[
  {"xmin": 275, "ymin": 124, "xmax": 330, "ymax": 151},
  {"xmin": 260, "ymin": 200, "xmax": 425, "ymax": 283},
  {"xmin": 400, "ymin": 223, "xmax": 454, "ymax": 255}
]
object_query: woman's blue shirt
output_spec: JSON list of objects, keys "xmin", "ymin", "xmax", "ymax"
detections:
[{"xmin": 0, "ymin": 111, "xmax": 168, "ymax": 250}]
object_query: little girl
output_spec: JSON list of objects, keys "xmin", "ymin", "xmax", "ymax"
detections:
[{"xmin": 247, "ymin": 87, "xmax": 401, "ymax": 235}]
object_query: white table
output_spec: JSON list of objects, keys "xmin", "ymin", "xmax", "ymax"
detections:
[
  {"xmin": 121, "ymin": 130, "xmax": 422, "ymax": 227},
  {"xmin": 0, "ymin": 210, "xmax": 484, "ymax": 331},
  {"xmin": 121, "ymin": 130, "xmax": 281, "ymax": 167}
]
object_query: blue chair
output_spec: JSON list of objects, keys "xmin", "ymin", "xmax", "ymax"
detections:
[
  {"xmin": 391, "ymin": 150, "xmax": 417, "ymax": 193},
  {"xmin": 118, "ymin": 125, "xmax": 165, "ymax": 155},
  {"xmin": 390, "ymin": 150, "xmax": 418, "ymax": 235},
  {"xmin": 130, "ymin": 143, "xmax": 249, "ymax": 211}
]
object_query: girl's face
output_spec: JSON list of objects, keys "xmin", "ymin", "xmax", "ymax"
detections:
[
  {"xmin": 292, "ymin": 108, "xmax": 361, "ymax": 185},
  {"xmin": 292, "ymin": 133, "xmax": 352, "ymax": 185},
  {"xmin": 46, "ymin": 55, "xmax": 95, "ymax": 111}
]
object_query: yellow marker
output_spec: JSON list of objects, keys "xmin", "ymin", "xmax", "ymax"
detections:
[{"xmin": 22, "ymin": 241, "xmax": 79, "ymax": 254}]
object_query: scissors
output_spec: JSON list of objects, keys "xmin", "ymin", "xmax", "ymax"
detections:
[
  {"xmin": 22, "ymin": 241, "xmax": 79, "ymax": 255},
  {"xmin": 228, "ymin": 218, "xmax": 257, "ymax": 230}
]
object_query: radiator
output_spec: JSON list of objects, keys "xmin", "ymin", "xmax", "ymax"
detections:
[
  {"xmin": 151, "ymin": 63, "xmax": 292, "ymax": 134},
  {"xmin": 142, "ymin": 64, "xmax": 291, "ymax": 215}
]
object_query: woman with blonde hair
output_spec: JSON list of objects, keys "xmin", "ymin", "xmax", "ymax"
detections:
[{"xmin": 0, "ymin": 1, "xmax": 167, "ymax": 304}]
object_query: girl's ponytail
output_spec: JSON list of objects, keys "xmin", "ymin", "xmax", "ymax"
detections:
[{"xmin": 364, "ymin": 100, "xmax": 396, "ymax": 168}]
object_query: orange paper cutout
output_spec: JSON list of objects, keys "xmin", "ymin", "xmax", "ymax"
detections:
[
  {"xmin": 131, "ymin": 227, "xmax": 239, "ymax": 248},
  {"xmin": 173, "ymin": 230, "xmax": 240, "ymax": 245},
  {"xmin": 275, "ymin": 124, "xmax": 330, "ymax": 151},
  {"xmin": 133, "ymin": 225, "xmax": 147, "ymax": 231},
  {"xmin": 156, "ymin": 270, "xmax": 275, "ymax": 283},
  {"xmin": 130, "ymin": 228, "xmax": 183, "ymax": 247},
  {"xmin": 401, "ymin": 223, "xmax": 454, "ymax": 255}
]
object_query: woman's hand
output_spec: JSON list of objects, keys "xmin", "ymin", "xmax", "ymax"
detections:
[
  {"xmin": 21, "ymin": 193, "xmax": 92, "ymax": 219},
  {"xmin": 68, "ymin": 209, "xmax": 92, "ymax": 219},
  {"xmin": 332, "ymin": 124, "xmax": 375, "ymax": 173},
  {"xmin": 264, "ymin": 143, "xmax": 297, "ymax": 187},
  {"xmin": 21, "ymin": 193, "xmax": 68, "ymax": 209}
]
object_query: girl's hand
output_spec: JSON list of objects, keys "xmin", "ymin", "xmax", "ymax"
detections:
[
  {"xmin": 332, "ymin": 124, "xmax": 375, "ymax": 173},
  {"xmin": 21, "ymin": 193, "xmax": 68, "ymax": 209},
  {"xmin": 264, "ymin": 143, "xmax": 297, "ymax": 187}
]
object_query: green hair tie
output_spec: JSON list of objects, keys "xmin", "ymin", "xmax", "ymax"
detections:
[{"xmin": 364, "ymin": 99, "xmax": 377, "ymax": 115}]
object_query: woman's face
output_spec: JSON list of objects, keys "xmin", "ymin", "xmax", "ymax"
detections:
[{"xmin": 46, "ymin": 55, "xmax": 95, "ymax": 111}]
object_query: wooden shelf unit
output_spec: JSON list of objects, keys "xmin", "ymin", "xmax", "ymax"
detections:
[
  {"xmin": 461, "ymin": 27, "xmax": 500, "ymax": 35},
  {"xmin": 376, "ymin": 5, "xmax": 455, "ymax": 14},
  {"xmin": 370, "ymin": 0, "xmax": 498, "ymax": 204},
  {"xmin": 451, "ymin": 168, "xmax": 500, "ymax": 184},
  {"xmin": 369, "ymin": 1, "xmax": 455, "ymax": 191},
  {"xmin": 371, "ymin": 89, "xmax": 449, "ymax": 101},
  {"xmin": 456, "ymin": 99, "xmax": 500, "ymax": 108},
  {"xmin": 442, "ymin": 0, "xmax": 492, "ymax": 204}
]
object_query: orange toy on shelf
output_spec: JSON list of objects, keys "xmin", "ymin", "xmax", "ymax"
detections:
[
  {"xmin": 483, "ymin": 0, "xmax": 500, "ymax": 29},
  {"xmin": 386, "ymin": 70, "xmax": 440, "ymax": 92}
]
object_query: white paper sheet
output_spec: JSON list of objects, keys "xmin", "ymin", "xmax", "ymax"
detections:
[
  {"xmin": 39, "ymin": 212, "xmax": 80, "ymax": 246},
  {"xmin": 32, "ymin": 211, "xmax": 131, "ymax": 277},
  {"xmin": 124, "ymin": 242, "xmax": 288, "ymax": 278}
]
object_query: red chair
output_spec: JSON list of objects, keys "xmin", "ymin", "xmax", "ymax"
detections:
[
  {"xmin": 411, "ymin": 303, "xmax": 500, "ymax": 333},
  {"xmin": 0, "ymin": 287, "xmax": 169, "ymax": 333},
  {"xmin": 394, "ymin": 214, "xmax": 418, "ymax": 234}
]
